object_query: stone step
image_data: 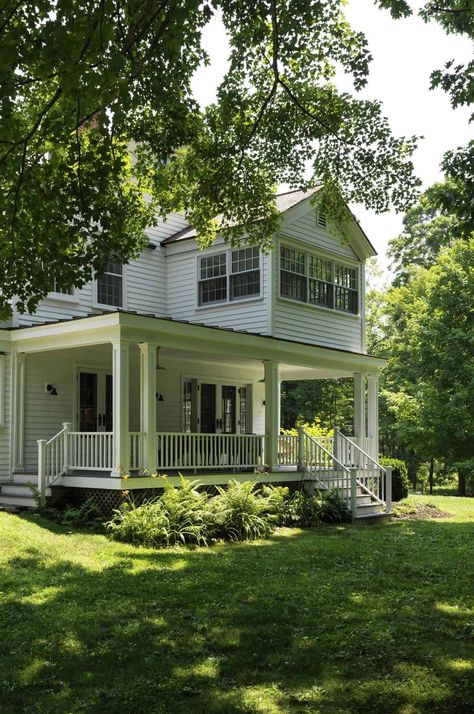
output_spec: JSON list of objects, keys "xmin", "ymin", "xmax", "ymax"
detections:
[
  {"xmin": 355, "ymin": 502, "xmax": 384, "ymax": 517},
  {"xmin": 0, "ymin": 483, "xmax": 40, "ymax": 498},
  {"xmin": 10, "ymin": 473, "xmax": 38, "ymax": 485},
  {"xmin": 0, "ymin": 494, "xmax": 37, "ymax": 509}
]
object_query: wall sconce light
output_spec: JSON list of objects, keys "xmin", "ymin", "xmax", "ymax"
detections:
[
  {"xmin": 156, "ymin": 347, "xmax": 166, "ymax": 370},
  {"xmin": 156, "ymin": 393, "xmax": 164, "ymax": 402},
  {"xmin": 46, "ymin": 384, "xmax": 58, "ymax": 396}
]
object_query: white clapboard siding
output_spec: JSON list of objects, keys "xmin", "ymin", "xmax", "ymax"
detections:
[
  {"xmin": 23, "ymin": 352, "xmax": 75, "ymax": 470},
  {"xmin": 165, "ymin": 244, "xmax": 271, "ymax": 334},
  {"xmin": 281, "ymin": 209, "xmax": 360, "ymax": 260},
  {"xmin": 270, "ymin": 206, "xmax": 364, "ymax": 352},
  {"xmin": 11, "ymin": 218, "xmax": 184, "ymax": 327},
  {"xmin": 0, "ymin": 354, "xmax": 11, "ymax": 480}
]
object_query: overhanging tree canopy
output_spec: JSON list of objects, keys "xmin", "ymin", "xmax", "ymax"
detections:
[{"xmin": 0, "ymin": 0, "xmax": 421, "ymax": 319}]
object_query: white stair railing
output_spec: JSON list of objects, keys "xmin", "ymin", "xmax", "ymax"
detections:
[
  {"xmin": 37, "ymin": 422, "xmax": 71, "ymax": 502},
  {"xmin": 336, "ymin": 431, "xmax": 392, "ymax": 514},
  {"xmin": 303, "ymin": 432, "xmax": 355, "ymax": 511}
]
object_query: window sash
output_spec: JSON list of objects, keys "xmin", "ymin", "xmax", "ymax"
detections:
[
  {"xmin": 97, "ymin": 261, "xmax": 123, "ymax": 307},
  {"xmin": 280, "ymin": 246, "xmax": 358, "ymax": 314},
  {"xmin": 198, "ymin": 248, "xmax": 261, "ymax": 305}
]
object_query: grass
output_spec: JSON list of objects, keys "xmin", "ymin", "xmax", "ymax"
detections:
[{"xmin": 0, "ymin": 495, "xmax": 473, "ymax": 713}]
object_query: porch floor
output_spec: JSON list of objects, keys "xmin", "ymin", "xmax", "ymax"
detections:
[{"xmin": 58, "ymin": 469, "xmax": 307, "ymax": 490}]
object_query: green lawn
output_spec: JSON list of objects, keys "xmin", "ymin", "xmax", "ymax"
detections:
[{"xmin": 1, "ymin": 495, "xmax": 473, "ymax": 714}]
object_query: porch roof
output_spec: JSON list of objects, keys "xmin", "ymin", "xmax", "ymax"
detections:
[{"xmin": 0, "ymin": 309, "xmax": 385, "ymax": 374}]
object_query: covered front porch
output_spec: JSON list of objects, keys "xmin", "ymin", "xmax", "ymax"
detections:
[{"xmin": 7, "ymin": 311, "xmax": 388, "ymax": 516}]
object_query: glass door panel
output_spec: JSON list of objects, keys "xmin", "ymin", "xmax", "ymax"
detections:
[
  {"xmin": 79, "ymin": 372, "xmax": 97, "ymax": 432},
  {"xmin": 200, "ymin": 383, "xmax": 216, "ymax": 433},
  {"xmin": 104, "ymin": 374, "xmax": 113, "ymax": 431},
  {"xmin": 221, "ymin": 386, "xmax": 237, "ymax": 433},
  {"xmin": 78, "ymin": 370, "xmax": 112, "ymax": 432}
]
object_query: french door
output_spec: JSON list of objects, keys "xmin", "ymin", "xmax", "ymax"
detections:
[
  {"xmin": 199, "ymin": 382, "xmax": 247, "ymax": 434},
  {"xmin": 78, "ymin": 370, "xmax": 113, "ymax": 432}
]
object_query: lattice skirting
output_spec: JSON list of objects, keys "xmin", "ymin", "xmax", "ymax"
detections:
[
  {"xmin": 59, "ymin": 480, "xmax": 304, "ymax": 516},
  {"xmin": 60, "ymin": 487, "xmax": 164, "ymax": 515}
]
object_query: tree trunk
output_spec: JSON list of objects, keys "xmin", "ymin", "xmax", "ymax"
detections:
[
  {"xmin": 458, "ymin": 469, "xmax": 466, "ymax": 497},
  {"xmin": 428, "ymin": 458, "xmax": 434, "ymax": 495}
]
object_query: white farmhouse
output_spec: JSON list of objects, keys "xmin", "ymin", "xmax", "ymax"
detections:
[{"xmin": 0, "ymin": 189, "xmax": 391, "ymax": 519}]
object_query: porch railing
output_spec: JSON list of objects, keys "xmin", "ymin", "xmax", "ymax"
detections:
[
  {"xmin": 130, "ymin": 432, "xmax": 145, "ymax": 471},
  {"xmin": 68, "ymin": 431, "xmax": 114, "ymax": 471},
  {"xmin": 156, "ymin": 432, "xmax": 264, "ymax": 471}
]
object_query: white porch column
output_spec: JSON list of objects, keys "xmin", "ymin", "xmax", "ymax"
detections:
[
  {"xmin": 367, "ymin": 373, "xmax": 379, "ymax": 461},
  {"xmin": 11, "ymin": 351, "xmax": 26, "ymax": 473},
  {"xmin": 353, "ymin": 372, "xmax": 367, "ymax": 451},
  {"xmin": 111, "ymin": 341, "xmax": 130, "ymax": 477},
  {"xmin": 264, "ymin": 360, "xmax": 280, "ymax": 471},
  {"xmin": 139, "ymin": 343, "xmax": 157, "ymax": 473}
]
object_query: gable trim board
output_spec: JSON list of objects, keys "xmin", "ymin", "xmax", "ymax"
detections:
[{"xmin": 161, "ymin": 188, "xmax": 376, "ymax": 262}]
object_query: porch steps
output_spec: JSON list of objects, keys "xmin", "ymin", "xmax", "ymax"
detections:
[
  {"xmin": 314, "ymin": 475, "xmax": 387, "ymax": 521},
  {"xmin": 0, "ymin": 478, "xmax": 43, "ymax": 510}
]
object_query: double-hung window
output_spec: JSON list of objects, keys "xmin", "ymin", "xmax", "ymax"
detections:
[
  {"xmin": 280, "ymin": 245, "xmax": 359, "ymax": 315},
  {"xmin": 198, "ymin": 247, "xmax": 260, "ymax": 306},
  {"xmin": 49, "ymin": 280, "xmax": 75, "ymax": 298},
  {"xmin": 97, "ymin": 260, "xmax": 123, "ymax": 307},
  {"xmin": 280, "ymin": 247, "xmax": 306, "ymax": 302}
]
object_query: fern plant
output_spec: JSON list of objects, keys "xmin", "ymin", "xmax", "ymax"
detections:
[{"xmin": 209, "ymin": 480, "xmax": 275, "ymax": 541}]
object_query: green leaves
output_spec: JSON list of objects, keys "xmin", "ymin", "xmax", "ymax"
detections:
[{"xmin": 0, "ymin": 0, "xmax": 422, "ymax": 319}]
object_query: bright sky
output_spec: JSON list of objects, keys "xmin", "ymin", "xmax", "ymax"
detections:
[{"xmin": 191, "ymin": 1, "xmax": 472, "ymax": 269}]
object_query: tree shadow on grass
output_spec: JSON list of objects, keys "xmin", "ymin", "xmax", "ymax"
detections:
[{"xmin": 0, "ymin": 516, "xmax": 473, "ymax": 713}]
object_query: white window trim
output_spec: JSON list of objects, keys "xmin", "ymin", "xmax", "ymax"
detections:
[
  {"xmin": 196, "ymin": 247, "xmax": 262, "ymax": 309},
  {"xmin": 181, "ymin": 374, "xmax": 253, "ymax": 434},
  {"xmin": 47, "ymin": 288, "xmax": 80, "ymax": 304},
  {"xmin": 0, "ymin": 353, "xmax": 5, "ymax": 427},
  {"xmin": 93, "ymin": 264, "xmax": 127, "ymax": 310},
  {"xmin": 279, "ymin": 243, "xmax": 360, "ymax": 317}
]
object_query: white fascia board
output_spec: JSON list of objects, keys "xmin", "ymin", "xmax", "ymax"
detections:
[
  {"xmin": 7, "ymin": 313, "xmax": 122, "ymax": 353},
  {"xmin": 4, "ymin": 311, "xmax": 385, "ymax": 371}
]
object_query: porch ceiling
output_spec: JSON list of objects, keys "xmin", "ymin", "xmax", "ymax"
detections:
[{"xmin": 3, "ymin": 310, "xmax": 385, "ymax": 374}]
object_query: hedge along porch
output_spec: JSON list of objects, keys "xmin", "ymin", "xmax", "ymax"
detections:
[{"xmin": 3, "ymin": 311, "xmax": 388, "ymax": 516}]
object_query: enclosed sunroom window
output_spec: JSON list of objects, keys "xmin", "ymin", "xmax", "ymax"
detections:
[{"xmin": 279, "ymin": 245, "xmax": 358, "ymax": 315}]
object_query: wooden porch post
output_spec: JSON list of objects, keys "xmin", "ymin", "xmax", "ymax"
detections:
[
  {"xmin": 111, "ymin": 341, "xmax": 130, "ymax": 477},
  {"xmin": 264, "ymin": 360, "xmax": 279, "ymax": 471},
  {"xmin": 139, "ymin": 343, "xmax": 157, "ymax": 473},
  {"xmin": 353, "ymin": 372, "xmax": 367, "ymax": 452},
  {"xmin": 366, "ymin": 373, "xmax": 379, "ymax": 461},
  {"xmin": 11, "ymin": 351, "xmax": 26, "ymax": 474}
]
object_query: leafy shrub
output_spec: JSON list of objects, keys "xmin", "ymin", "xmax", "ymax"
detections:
[
  {"xmin": 106, "ymin": 478, "xmax": 351, "ymax": 549},
  {"xmin": 380, "ymin": 458, "xmax": 409, "ymax": 501},
  {"xmin": 318, "ymin": 490, "xmax": 351, "ymax": 523},
  {"xmin": 281, "ymin": 419, "xmax": 333, "ymax": 440},
  {"xmin": 286, "ymin": 489, "xmax": 322, "ymax": 527},
  {"xmin": 209, "ymin": 480, "xmax": 275, "ymax": 541},
  {"xmin": 260, "ymin": 484, "xmax": 291, "ymax": 525},
  {"xmin": 107, "ymin": 478, "xmax": 212, "ymax": 547},
  {"xmin": 60, "ymin": 498, "xmax": 104, "ymax": 531}
]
